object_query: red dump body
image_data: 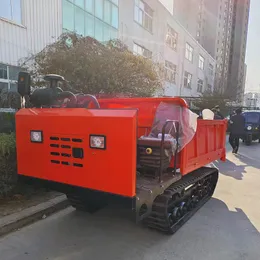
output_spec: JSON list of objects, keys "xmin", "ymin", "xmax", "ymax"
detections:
[
  {"xmin": 16, "ymin": 97, "xmax": 226, "ymax": 198},
  {"xmin": 97, "ymin": 97, "xmax": 227, "ymax": 174}
]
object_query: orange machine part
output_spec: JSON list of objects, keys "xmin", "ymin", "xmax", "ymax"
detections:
[
  {"xmin": 180, "ymin": 119, "xmax": 227, "ymax": 175},
  {"xmin": 16, "ymin": 108, "xmax": 137, "ymax": 197},
  {"xmin": 98, "ymin": 97, "xmax": 188, "ymax": 137},
  {"xmin": 97, "ymin": 97, "xmax": 227, "ymax": 174}
]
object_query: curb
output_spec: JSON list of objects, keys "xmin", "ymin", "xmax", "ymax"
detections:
[{"xmin": 0, "ymin": 195, "xmax": 70, "ymax": 237}]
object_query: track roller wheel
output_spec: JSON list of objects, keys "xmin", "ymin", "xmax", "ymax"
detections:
[{"xmin": 143, "ymin": 167, "xmax": 219, "ymax": 235}]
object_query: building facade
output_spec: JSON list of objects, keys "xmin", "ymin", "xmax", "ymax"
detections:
[
  {"xmin": 0, "ymin": 0, "xmax": 215, "ymax": 97},
  {"xmin": 173, "ymin": 0, "xmax": 250, "ymax": 104},
  {"xmin": 119, "ymin": 0, "xmax": 215, "ymax": 97},
  {"xmin": 0, "ymin": 0, "xmax": 62, "ymax": 91},
  {"xmin": 244, "ymin": 92, "xmax": 260, "ymax": 108},
  {"xmin": 227, "ymin": 0, "xmax": 250, "ymax": 104}
]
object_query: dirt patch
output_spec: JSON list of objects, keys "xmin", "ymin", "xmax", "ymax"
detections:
[{"xmin": 0, "ymin": 188, "xmax": 62, "ymax": 218}]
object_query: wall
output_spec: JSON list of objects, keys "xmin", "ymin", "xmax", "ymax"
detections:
[
  {"xmin": 0, "ymin": 0, "xmax": 62, "ymax": 91},
  {"xmin": 119, "ymin": 0, "xmax": 215, "ymax": 97},
  {"xmin": 0, "ymin": 0, "xmax": 62, "ymax": 66}
]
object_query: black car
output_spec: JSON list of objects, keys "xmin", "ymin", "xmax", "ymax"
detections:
[{"xmin": 242, "ymin": 111, "xmax": 260, "ymax": 145}]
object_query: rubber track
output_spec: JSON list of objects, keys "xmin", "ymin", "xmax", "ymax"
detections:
[{"xmin": 144, "ymin": 167, "xmax": 219, "ymax": 234}]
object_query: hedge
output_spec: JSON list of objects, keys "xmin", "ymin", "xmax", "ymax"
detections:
[
  {"xmin": 0, "ymin": 132, "xmax": 17, "ymax": 196},
  {"xmin": 0, "ymin": 109, "xmax": 16, "ymax": 133}
]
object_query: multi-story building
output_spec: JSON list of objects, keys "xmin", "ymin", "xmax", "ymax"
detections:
[
  {"xmin": 0, "ymin": 0, "xmax": 215, "ymax": 97},
  {"xmin": 244, "ymin": 92, "xmax": 260, "ymax": 108},
  {"xmin": 227, "ymin": 0, "xmax": 250, "ymax": 104},
  {"xmin": 120, "ymin": 0, "xmax": 215, "ymax": 97},
  {"xmin": 173, "ymin": 0, "xmax": 250, "ymax": 104}
]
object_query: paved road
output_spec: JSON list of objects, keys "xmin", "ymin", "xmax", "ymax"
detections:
[{"xmin": 1, "ymin": 141, "xmax": 260, "ymax": 260}]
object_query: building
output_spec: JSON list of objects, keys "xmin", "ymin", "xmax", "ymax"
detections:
[
  {"xmin": 173, "ymin": 0, "xmax": 250, "ymax": 103},
  {"xmin": 120, "ymin": 0, "xmax": 215, "ymax": 97},
  {"xmin": 244, "ymin": 92, "xmax": 260, "ymax": 108},
  {"xmin": 0, "ymin": 0, "xmax": 63, "ymax": 91},
  {"xmin": 227, "ymin": 0, "xmax": 250, "ymax": 104},
  {"xmin": 0, "ymin": 0, "xmax": 215, "ymax": 97}
]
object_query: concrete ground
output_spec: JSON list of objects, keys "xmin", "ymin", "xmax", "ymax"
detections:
[{"xmin": 0, "ymin": 141, "xmax": 260, "ymax": 260}]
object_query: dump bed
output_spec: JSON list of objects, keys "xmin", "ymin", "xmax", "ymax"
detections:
[
  {"xmin": 98, "ymin": 97, "xmax": 227, "ymax": 174},
  {"xmin": 180, "ymin": 119, "xmax": 226, "ymax": 174}
]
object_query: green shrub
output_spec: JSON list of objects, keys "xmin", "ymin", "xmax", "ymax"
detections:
[
  {"xmin": 0, "ymin": 110, "xmax": 16, "ymax": 133},
  {"xmin": 0, "ymin": 133, "xmax": 17, "ymax": 196}
]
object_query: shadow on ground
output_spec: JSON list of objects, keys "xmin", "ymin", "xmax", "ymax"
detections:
[
  {"xmin": 214, "ymin": 159, "xmax": 247, "ymax": 180},
  {"xmin": 214, "ymin": 139, "xmax": 260, "ymax": 180},
  {"xmin": 1, "ymin": 198, "xmax": 260, "ymax": 260},
  {"xmin": 235, "ymin": 153, "xmax": 260, "ymax": 170}
]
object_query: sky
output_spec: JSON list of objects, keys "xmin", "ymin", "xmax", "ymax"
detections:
[{"xmin": 245, "ymin": 0, "xmax": 260, "ymax": 93}]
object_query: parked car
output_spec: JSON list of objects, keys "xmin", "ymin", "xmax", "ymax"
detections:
[{"xmin": 242, "ymin": 111, "xmax": 260, "ymax": 145}]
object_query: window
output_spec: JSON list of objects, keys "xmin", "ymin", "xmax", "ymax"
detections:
[
  {"xmin": 10, "ymin": 83, "xmax": 17, "ymax": 92},
  {"xmin": 165, "ymin": 61, "xmax": 177, "ymax": 83},
  {"xmin": 0, "ymin": 66, "xmax": 8, "ymax": 79},
  {"xmin": 197, "ymin": 79, "xmax": 204, "ymax": 93},
  {"xmin": 111, "ymin": 0, "xmax": 118, "ymax": 5},
  {"xmin": 0, "ymin": 0, "xmax": 21, "ymax": 24},
  {"xmin": 75, "ymin": 7, "xmax": 85, "ymax": 35},
  {"xmin": 85, "ymin": 0, "xmax": 94, "ymax": 13},
  {"xmin": 95, "ymin": 0, "xmax": 104, "ymax": 19},
  {"xmin": 101, "ymin": 0, "xmax": 118, "ymax": 28},
  {"xmin": 75, "ymin": 0, "xmax": 84, "ymax": 8},
  {"xmin": 85, "ymin": 13, "xmax": 94, "ymax": 36},
  {"xmin": 185, "ymin": 43, "xmax": 193, "ymax": 62},
  {"xmin": 0, "ymin": 82, "xmax": 8, "ymax": 91},
  {"xmin": 209, "ymin": 63, "xmax": 214, "ymax": 75},
  {"xmin": 133, "ymin": 43, "xmax": 152, "ymax": 59},
  {"xmin": 134, "ymin": 0, "xmax": 153, "ymax": 32},
  {"xmin": 104, "ymin": 0, "xmax": 112, "ymax": 24},
  {"xmin": 0, "ymin": 64, "xmax": 23, "ymax": 91},
  {"xmin": 62, "ymin": 0, "xmax": 118, "ymax": 41},
  {"xmin": 199, "ymin": 55, "xmax": 205, "ymax": 70},
  {"xmin": 166, "ymin": 25, "xmax": 178, "ymax": 51},
  {"xmin": 95, "ymin": 19, "xmax": 104, "ymax": 42},
  {"xmin": 184, "ymin": 71, "xmax": 192, "ymax": 89},
  {"xmin": 63, "ymin": 0, "xmax": 75, "ymax": 32},
  {"xmin": 9, "ymin": 65, "xmax": 22, "ymax": 81},
  {"xmin": 111, "ymin": 4, "xmax": 119, "ymax": 28}
]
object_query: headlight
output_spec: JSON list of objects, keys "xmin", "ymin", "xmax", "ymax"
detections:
[
  {"xmin": 90, "ymin": 135, "xmax": 106, "ymax": 149},
  {"xmin": 247, "ymin": 126, "xmax": 252, "ymax": 131},
  {"xmin": 30, "ymin": 131, "xmax": 43, "ymax": 143}
]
